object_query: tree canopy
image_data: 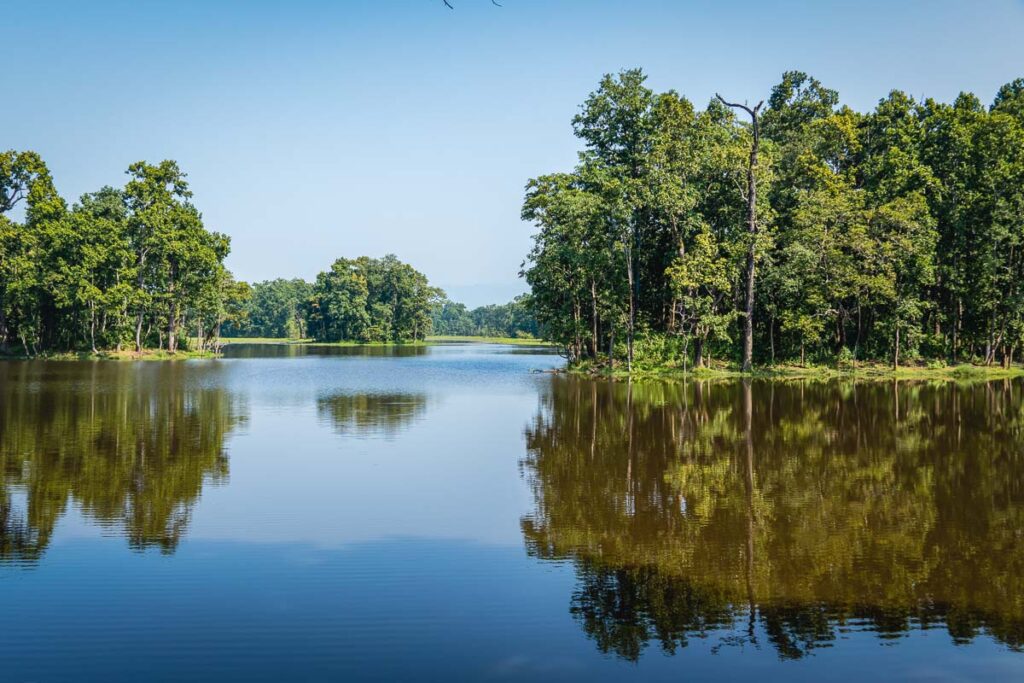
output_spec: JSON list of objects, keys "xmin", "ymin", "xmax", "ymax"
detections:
[
  {"xmin": 430, "ymin": 295, "xmax": 538, "ymax": 338},
  {"xmin": 521, "ymin": 69, "xmax": 1024, "ymax": 370},
  {"xmin": 307, "ymin": 255, "xmax": 442, "ymax": 343},
  {"xmin": 0, "ymin": 153, "xmax": 245, "ymax": 355}
]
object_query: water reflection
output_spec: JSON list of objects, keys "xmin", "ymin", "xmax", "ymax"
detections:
[
  {"xmin": 317, "ymin": 393, "xmax": 429, "ymax": 438},
  {"xmin": 521, "ymin": 377, "xmax": 1024, "ymax": 659},
  {"xmin": 0, "ymin": 362, "xmax": 246, "ymax": 562}
]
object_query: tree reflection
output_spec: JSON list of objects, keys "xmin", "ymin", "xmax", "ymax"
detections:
[
  {"xmin": 0, "ymin": 363, "xmax": 246, "ymax": 562},
  {"xmin": 521, "ymin": 377, "xmax": 1024, "ymax": 659},
  {"xmin": 317, "ymin": 393, "xmax": 429, "ymax": 438}
]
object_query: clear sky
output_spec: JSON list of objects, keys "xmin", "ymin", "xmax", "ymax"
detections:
[{"xmin": 5, "ymin": 0, "xmax": 1023, "ymax": 307}]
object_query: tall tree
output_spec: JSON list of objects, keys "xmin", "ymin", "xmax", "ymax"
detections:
[{"xmin": 715, "ymin": 95, "xmax": 764, "ymax": 372}]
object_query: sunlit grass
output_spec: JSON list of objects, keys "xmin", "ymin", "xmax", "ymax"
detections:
[{"xmin": 426, "ymin": 335, "xmax": 553, "ymax": 346}]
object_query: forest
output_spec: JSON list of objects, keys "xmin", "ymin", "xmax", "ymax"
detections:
[
  {"xmin": 0, "ymin": 152, "xmax": 531, "ymax": 353},
  {"xmin": 0, "ymin": 154, "xmax": 248, "ymax": 355},
  {"xmin": 522, "ymin": 70, "xmax": 1024, "ymax": 371},
  {"xmin": 430, "ymin": 295, "xmax": 538, "ymax": 338},
  {"xmin": 222, "ymin": 270, "xmax": 538, "ymax": 342}
]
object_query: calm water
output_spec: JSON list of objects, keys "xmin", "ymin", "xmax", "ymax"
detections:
[{"xmin": 1, "ymin": 344, "xmax": 1023, "ymax": 682}]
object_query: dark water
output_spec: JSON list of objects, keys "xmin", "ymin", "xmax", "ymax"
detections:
[{"xmin": 1, "ymin": 345, "xmax": 1023, "ymax": 681}]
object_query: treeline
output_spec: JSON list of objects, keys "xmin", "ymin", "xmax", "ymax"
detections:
[
  {"xmin": 226, "ymin": 256, "xmax": 443, "ymax": 343},
  {"xmin": 430, "ymin": 295, "xmax": 538, "ymax": 338},
  {"xmin": 226, "ymin": 264, "xmax": 540, "ymax": 343},
  {"xmin": 522, "ymin": 69, "xmax": 1024, "ymax": 370},
  {"xmin": 0, "ymin": 151, "xmax": 471, "ymax": 352},
  {"xmin": 223, "ymin": 278, "xmax": 311, "ymax": 339},
  {"xmin": 0, "ymin": 152, "xmax": 247, "ymax": 355}
]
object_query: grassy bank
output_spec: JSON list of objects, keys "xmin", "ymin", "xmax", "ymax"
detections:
[
  {"xmin": 0, "ymin": 336, "xmax": 556, "ymax": 360},
  {"xmin": 222, "ymin": 335, "xmax": 555, "ymax": 347},
  {"xmin": 218, "ymin": 337, "xmax": 310, "ymax": 344},
  {"xmin": 2, "ymin": 348, "xmax": 221, "ymax": 361},
  {"xmin": 220, "ymin": 337, "xmax": 418, "ymax": 347},
  {"xmin": 568, "ymin": 359, "xmax": 1024, "ymax": 382},
  {"xmin": 426, "ymin": 335, "xmax": 554, "ymax": 346}
]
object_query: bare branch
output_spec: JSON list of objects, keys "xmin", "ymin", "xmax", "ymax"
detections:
[{"xmin": 715, "ymin": 94, "xmax": 764, "ymax": 118}]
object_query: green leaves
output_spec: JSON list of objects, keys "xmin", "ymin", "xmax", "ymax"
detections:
[
  {"xmin": 522, "ymin": 69, "xmax": 1024, "ymax": 369},
  {"xmin": 0, "ymin": 155, "xmax": 235, "ymax": 354},
  {"xmin": 309, "ymin": 255, "xmax": 440, "ymax": 343}
]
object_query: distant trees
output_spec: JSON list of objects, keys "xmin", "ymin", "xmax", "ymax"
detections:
[
  {"xmin": 0, "ymin": 152, "xmax": 241, "ymax": 355},
  {"xmin": 223, "ymin": 278, "xmax": 312, "ymax": 339},
  {"xmin": 307, "ymin": 255, "xmax": 442, "ymax": 343},
  {"xmin": 1, "ymin": 152, "xmax": 469, "ymax": 351},
  {"xmin": 430, "ymin": 295, "xmax": 538, "ymax": 338},
  {"xmin": 222, "ymin": 259, "xmax": 529, "ymax": 344},
  {"xmin": 522, "ymin": 69, "xmax": 1024, "ymax": 369}
]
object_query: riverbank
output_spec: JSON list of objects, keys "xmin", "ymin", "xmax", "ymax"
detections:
[
  {"xmin": 1, "ymin": 348, "xmax": 221, "ymax": 361},
  {"xmin": 221, "ymin": 335, "xmax": 554, "ymax": 347},
  {"xmin": 568, "ymin": 359, "xmax": 1024, "ymax": 382},
  {"xmin": 0, "ymin": 335, "xmax": 554, "ymax": 360},
  {"xmin": 425, "ymin": 335, "xmax": 553, "ymax": 346}
]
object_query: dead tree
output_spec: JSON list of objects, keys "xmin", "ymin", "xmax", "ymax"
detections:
[{"xmin": 716, "ymin": 94, "xmax": 763, "ymax": 373}]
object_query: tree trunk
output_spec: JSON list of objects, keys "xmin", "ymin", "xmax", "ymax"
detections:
[
  {"xmin": 135, "ymin": 313, "xmax": 144, "ymax": 354},
  {"xmin": 168, "ymin": 301, "xmax": 179, "ymax": 354},
  {"xmin": 590, "ymin": 279, "xmax": 599, "ymax": 360},
  {"xmin": 952, "ymin": 298, "xmax": 962, "ymax": 362},
  {"xmin": 135, "ymin": 250, "xmax": 147, "ymax": 354},
  {"xmin": 626, "ymin": 244, "xmax": 635, "ymax": 373},
  {"xmin": 608, "ymin": 326, "xmax": 615, "ymax": 371},
  {"xmin": 985, "ymin": 309, "xmax": 996, "ymax": 366},
  {"xmin": 0, "ymin": 306, "xmax": 8, "ymax": 354},
  {"xmin": 89, "ymin": 303, "xmax": 97, "ymax": 354},
  {"xmin": 694, "ymin": 336, "xmax": 704, "ymax": 369},
  {"xmin": 716, "ymin": 95, "xmax": 763, "ymax": 374},
  {"xmin": 893, "ymin": 325, "xmax": 900, "ymax": 370},
  {"xmin": 572, "ymin": 298, "xmax": 581, "ymax": 363}
]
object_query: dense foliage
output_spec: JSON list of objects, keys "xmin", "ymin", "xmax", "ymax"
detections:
[
  {"xmin": 522, "ymin": 70, "xmax": 1024, "ymax": 370},
  {"xmin": 0, "ymin": 153, "xmax": 247, "ymax": 355},
  {"xmin": 307, "ymin": 255, "xmax": 441, "ymax": 343},
  {"xmin": 430, "ymin": 295, "xmax": 538, "ymax": 338},
  {"xmin": 222, "ymin": 278, "xmax": 312, "ymax": 339}
]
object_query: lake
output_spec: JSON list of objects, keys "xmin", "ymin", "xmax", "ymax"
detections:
[{"xmin": 2, "ymin": 344, "xmax": 1023, "ymax": 682}]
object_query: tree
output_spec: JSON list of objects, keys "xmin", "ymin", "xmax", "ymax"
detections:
[
  {"xmin": 522, "ymin": 70, "xmax": 1024, "ymax": 371},
  {"xmin": 308, "ymin": 255, "xmax": 441, "ymax": 343},
  {"xmin": 1, "ymin": 154, "xmax": 236, "ymax": 355},
  {"xmin": 715, "ymin": 94, "xmax": 764, "ymax": 373}
]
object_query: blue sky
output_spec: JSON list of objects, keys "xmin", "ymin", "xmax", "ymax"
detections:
[{"xmin": 4, "ymin": 0, "xmax": 1023, "ymax": 306}]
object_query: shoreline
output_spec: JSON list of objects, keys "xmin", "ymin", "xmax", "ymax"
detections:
[
  {"xmin": 0, "ymin": 349, "xmax": 221, "ymax": 361},
  {"xmin": 565, "ymin": 360, "xmax": 1024, "ymax": 382},
  {"xmin": 0, "ymin": 335, "xmax": 555, "ymax": 360}
]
